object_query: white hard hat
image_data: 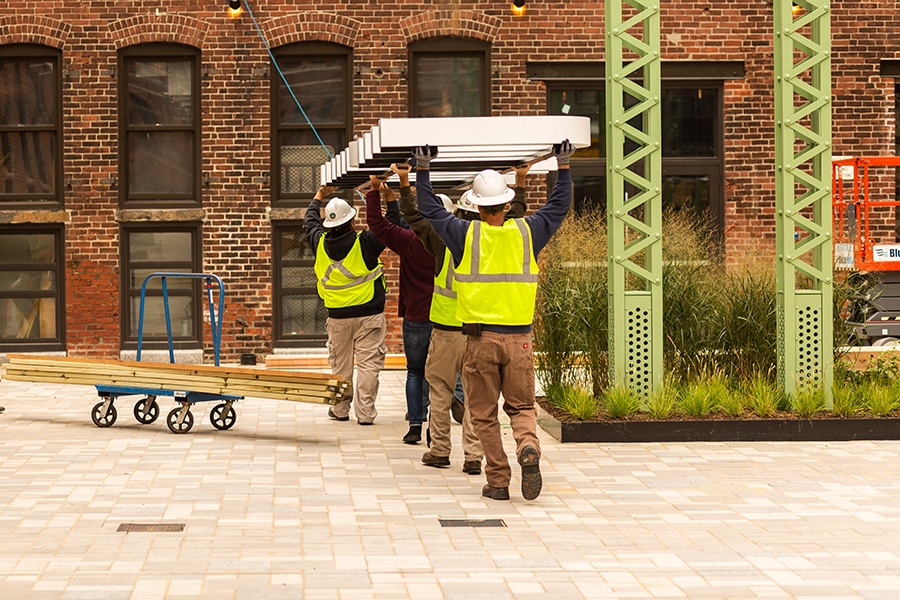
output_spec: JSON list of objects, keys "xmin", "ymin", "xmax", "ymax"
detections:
[
  {"xmin": 436, "ymin": 193, "xmax": 454, "ymax": 213},
  {"xmin": 461, "ymin": 169, "xmax": 515, "ymax": 207},
  {"xmin": 456, "ymin": 193, "xmax": 480, "ymax": 214},
  {"xmin": 323, "ymin": 197, "xmax": 357, "ymax": 228}
]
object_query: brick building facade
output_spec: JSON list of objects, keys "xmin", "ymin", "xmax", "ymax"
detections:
[{"xmin": 0, "ymin": 1, "xmax": 897, "ymax": 363}]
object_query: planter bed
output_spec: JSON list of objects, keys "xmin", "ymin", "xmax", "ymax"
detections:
[{"xmin": 536, "ymin": 402, "xmax": 900, "ymax": 443}]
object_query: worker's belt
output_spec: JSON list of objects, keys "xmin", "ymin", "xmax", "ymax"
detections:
[{"xmin": 462, "ymin": 323, "xmax": 533, "ymax": 336}]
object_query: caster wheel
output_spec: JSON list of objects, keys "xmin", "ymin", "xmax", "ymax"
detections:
[
  {"xmin": 133, "ymin": 397, "xmax": 160, "ymax": 425},
  {"xmin": 166, "ymin": 407, "xmax": 194, "ymax": 434},
  {"xmin": 91, "ymin": 402, "xmax": 117, "ymax": 428},
  {"xmin": 210, "ymin": 403, "xmax": 237, "ymax": 430}
]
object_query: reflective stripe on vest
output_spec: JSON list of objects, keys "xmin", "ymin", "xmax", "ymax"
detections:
[
  {"xmin": 454, "ymin": 219, "xmax": 539, "ymax": 326},
  {"xmin": 429, "ymin": 246, "xmax": 461, "ymax": 327},
  {"xmin": 314, "ymin": 234, "xmax": 384, "ymax": 309}
]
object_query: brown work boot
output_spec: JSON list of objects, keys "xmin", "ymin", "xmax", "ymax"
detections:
[
  {"xmin": 481, "ymin": 484, "xmax": 510, "ymax": 501},
  {"xmin": 421, "ymin": 451, "xmax": 450, "ymax": 468},
  {"xmin": 462, "ymin": 460, "xmax": 482, "ymax": 475},
  {"xmin": 518, "ymin": 445, "xmax": 542, "ymax": 500}
]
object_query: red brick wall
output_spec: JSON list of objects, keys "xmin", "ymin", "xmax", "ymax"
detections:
[{"xmin": 2, "ymin": 1, "xmax": 898, "ymax": 360}]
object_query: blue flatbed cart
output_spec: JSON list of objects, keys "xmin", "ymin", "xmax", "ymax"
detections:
[{"xmin": 90, "ymin": 272, "xmax": 242, "ymax": 434}]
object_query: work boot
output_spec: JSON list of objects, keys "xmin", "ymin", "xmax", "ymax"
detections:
[
  {"xmin": 327, "ymin": 407, "xmax": 349, "ymax": 422},
  {"xmin": 421, "ymin": 451, "xmax": 450, "ymax": 468},
  {"xmin": 481, "ymin": 484, "xmax": 510, "ymax": 501},
  {"xmin": 518, "ymin": 445, "xmax": 542, "ymax": 501},
  {"xmin": 462, "ymin": 460, "xmax": 482, "ymax": 475},
  {"xmin": 403, "ymin": 425, "xmax": 422, "ymax": 444}
]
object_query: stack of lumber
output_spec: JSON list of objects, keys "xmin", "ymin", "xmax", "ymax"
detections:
[
  {"xmin": 265, "ymin": 353, "xmax": 408, "ymax": 370},
  {"xmin": 2, "ymin": 355, "xmax": 349, "ymax": 405}
]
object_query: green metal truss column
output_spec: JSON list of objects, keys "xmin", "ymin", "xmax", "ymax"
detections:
[
  {"xmin": 774, "ymin": 0, "xmax": 833, "ymax": 402},
  {"xmin": 605, "ymin": 0, "xmax": 662, "ymax": 396}
]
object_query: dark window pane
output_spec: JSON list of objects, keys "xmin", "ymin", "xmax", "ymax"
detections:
[
  {"xmin": 281, "ymin": 295, "xmax": 326, "ymax": 337},
  {"xmin": 0, "ymin": 131, "xmax": 56, "ymax": 194},
  {"xmin": 663, "ymin": 175, "xmax": 710, "ymax": 214},
  {"xmin": 0, "ymin": 232, "xmax": 55, "ymax": 263},
  {"xmin": 0, "ymin": 59, "xmax": 55, "ymax": 126},
  {"xmin": 2, "ymin": 296, "xmax": 56, "ymax": 339},
  {"xmin": 279, "ymin": 130, "xmax": 341, "ymax": 194},
  {"xmin": 127, "ymin": 131, "xmax": 193, "ymax": 195},
  {"xmin": 280, "ymin": 229, "xmax": 316, "ymax": 260},
  {"xmin": 129, "ymin": 295, "xmax": 193, "ymax": 338},
  {"xmin": 130, "ymin": 268, "xmax": 194, "ymax": 290},
  {"xmin": 129, "ymin": 231, "xmax": 192, "ymax": 261},
  {"xmin": 549, "ymin": 89, "xmax": 603, "ymax": 159},
  {"xmin": 283, "ymin": 265, "xmax": 317, "ymax": 288},
  {"xmin": 124, "ymin": 228, "xmax": 199, "ymax": 343},
  {"xmin": 662, "ymin": 89, "xmax": 717, "ymax": 157},
  {"xmin": 128, "ymin": 60, "xmax": 193, "ymax": 126},
  {"xmin": 279, "ymin": 58, "xmax": 344, "ymax": 124},
  {"xmin": 572, "ymin": 172, "xmax": 607, "ymax": 215},
  {"xmin": 415, "ymin": 55, "xmax": 482, "ymax": 117},
  {"xmin": 0, "ymin": 230, "xmax": 60, "ymax": 344}
]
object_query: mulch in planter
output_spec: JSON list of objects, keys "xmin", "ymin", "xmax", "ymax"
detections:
[{"xmin": 535, "ymin": 398, "xmax": 900, "ymax": 443}]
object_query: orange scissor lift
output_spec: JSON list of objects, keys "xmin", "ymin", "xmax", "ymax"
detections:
[{"xmin": 832, "ymin": 156, "xmax": 900, "ymax": 345}]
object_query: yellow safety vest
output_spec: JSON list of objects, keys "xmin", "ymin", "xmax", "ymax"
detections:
[
  {"xmin": 454, "ymin": 219, "xmax": 539, "ymax": 326},
  {"xmin": 430, "ymin": 247, "xmax": 462, "ymax": 327},
  {"xmin": 315, "ymin": 234, "xmax": 384, "ymax": 309}
]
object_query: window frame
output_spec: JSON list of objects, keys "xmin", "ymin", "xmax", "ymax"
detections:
[
  {"xmin": 272, "ymin": 222, "xmax": 327, "ymax": 347},
  {"xmin": 408, "ymin": 37, "xmax": 491, "ymax": 117},
  {"xmin": 270, "ymin": 41, "xmax": 352, "ymax": 206},
  {"xmin": 0, "ymin": 224, "xmax": 65, "ymax": 351},
  {"xmin": 0, "ymin": 44, "xmax": 63, "ymax": 209},
  {"xmin": 117, "ymin": 43, "xmax": 201, "ymax": 208},
  {"xmin": 544, "ymin": 78, "xmax": 725, "ymax": 234},
  {"xmin": 119, "ymin": 222, "xmax": 203, "ymax": 350}
]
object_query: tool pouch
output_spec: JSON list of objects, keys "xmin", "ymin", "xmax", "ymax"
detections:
[{"xmin": 462, "ymin": 323, "xmax": 482, "ymax": 337}]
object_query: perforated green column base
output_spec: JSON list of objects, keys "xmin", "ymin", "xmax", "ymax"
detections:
[{"xmin": 624, "ymin": 292, "xmax": 653, "ymax": 395}]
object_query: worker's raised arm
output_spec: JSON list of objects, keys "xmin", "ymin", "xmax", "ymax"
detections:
[
  {"xmin": 412, "ymin": 146, "xmax": 468, "ymax": 265},
  {"xmin": 526, "ymin": 140, "xmax": 576, "ymax": 256},
  {"xmin": 305, "ymin": 184, "xmax": 338, "ymax": 249},
  {"xmin": 505, "ymin": 163, "xmax": 530, "ymax": 220}
]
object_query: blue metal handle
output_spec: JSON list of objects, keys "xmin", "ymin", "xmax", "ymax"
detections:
[{"xmin": 136, "ymin": 272, "xmax": 226, "ymax": 366}]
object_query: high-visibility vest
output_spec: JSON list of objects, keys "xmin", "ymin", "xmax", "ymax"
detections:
[
  {"xmin": 454, "ymin": 219, "xmax": 539, "ymax": 326},
  {"xmin": 315, "ymin": 233, "xmax": 384, "ymax": 309},
  {"xmin": 430, "ymin": 247, "xmax": 462, "ymax": 327}
]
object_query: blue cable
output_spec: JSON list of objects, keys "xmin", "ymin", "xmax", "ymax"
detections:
[{"xmin": 241, "ymin": 0, "xmax": 333, "ymax": 159}]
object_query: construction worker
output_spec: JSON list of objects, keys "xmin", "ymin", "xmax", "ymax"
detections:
[
  {"xmin": 364, "ymin": 174, "xmax": 435, "ymax": 444},
  {"xmin": 392, "ymin": 162, "xmax": 530, "ymax": 476},
  {"xmin": 305, "ymin": 186, "xmax": 388, "ymax": 425},
  {"xmin": 412, "ymin": 140, "xmax": 575, "ymax": 501}
]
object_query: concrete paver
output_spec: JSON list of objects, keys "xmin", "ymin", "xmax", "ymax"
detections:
[{"xmin": 2, "ymin": 371, "xmax": 900, "ymax": 599}]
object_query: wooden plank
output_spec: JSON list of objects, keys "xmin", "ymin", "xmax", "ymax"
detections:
[
  {"xmin": 3, "ymin": 355, "xmax": 348, "ymax": 404},
  {"xmin": 5, "ymin": 362, "xmax": 343, "ymax": 395}
]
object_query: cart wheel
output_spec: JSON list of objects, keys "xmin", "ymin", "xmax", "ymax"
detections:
[
  {"xmin": 209, "ymin": 403, "xmax": 237, "ymax": 430},
  {"xmin": 133, "ymin": 397, "xmax": 160, "ymax": 425},
  {"xmin": 91, "ymin": 402, "xmax": 117, "ymax": 428},
  {"xmin": 166, "ymin": 407, "xmax": 194, "ymax": 434}
]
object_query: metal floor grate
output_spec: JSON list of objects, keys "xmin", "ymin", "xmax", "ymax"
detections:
[
  {"xmin": 117, "ymin": 523, "xmax": 185, "ymax": 533},
  {"xmin": 439, "ymin": 519, "xmax": 506, "ymax": 528}
]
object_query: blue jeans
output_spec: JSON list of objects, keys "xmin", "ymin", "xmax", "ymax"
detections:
[
  {"xmin": 454, "ymin": 372, "xmax": 465, "ymax": 404},
  {"xmin": 403, "ymin": 319, "xmax": 432, "ymax": 425}
]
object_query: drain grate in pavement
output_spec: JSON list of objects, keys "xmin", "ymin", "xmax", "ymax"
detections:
[
  {"xmin": 117, "ymin": 523, "xmax": 185, "ymax": 533},
  {"xmin": 439, "ymin": 519, "xmax": 506, "ymax": 528}
]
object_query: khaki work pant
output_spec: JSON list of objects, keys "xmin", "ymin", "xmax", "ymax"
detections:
[
  {"xmin": 424, "ymin": 328, "xmax": 483, "ymax": 461},
  {"xmin": 326, "ymin": 313, "xmax": 387, "ymax": 423},
  {"xmin": 463, "ymin": 331, "xmax": 540, "ymax": 488}
]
